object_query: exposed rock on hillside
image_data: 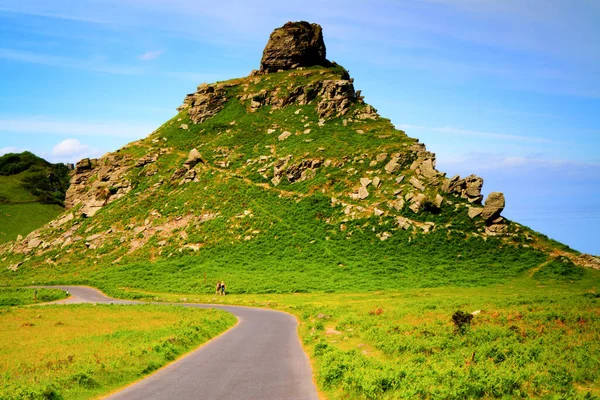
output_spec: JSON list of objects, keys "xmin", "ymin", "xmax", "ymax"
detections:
[
  {"xmin": 443, "ymin": 174, "xmax": 484, "ymax": 204},
  {"xmin": 178, "ymin": 83, "xmax": 228, "ymax": 124},
  {"xmin": 66, "ymin": 155, "xmax": 132, "ymax": 217},
  {"xmin": 482, "ymin": 192, "xmax": 505, "ymax": 221},
  {"xmin": 259, "ymin": 21, "xmax": 329, "ymax": 73},
  {"xmin": 239, "ymin": 78, "xmax": 356, "ymax": 119}
]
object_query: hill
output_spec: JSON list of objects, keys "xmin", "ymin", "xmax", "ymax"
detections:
[
  {"xmin": 1, "ymin": 21, "xmax": 598, "ymax": 295},
  {"xmin": 0, "ymin": 151, "xmax": 70, "ymax": 244}
]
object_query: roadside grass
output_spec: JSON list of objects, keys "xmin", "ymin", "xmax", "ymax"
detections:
[
  {"xmin": 120, "ymin": 274, "xmax": 600, "ymax": 399},
  {"xmin": 0, "ymin": 304, "xmax": 235, "ymax": 400},
  {"xmin": 0, "ymin": 203, "xmax": 64, "ymax": 243},
  {"xmin": 0, "ymin": 288, "xmax": 67, "ymax": 306}
]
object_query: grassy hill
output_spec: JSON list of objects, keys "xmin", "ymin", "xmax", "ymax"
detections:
[
  {"xmin": 1, "ymin": 65, "xmax": 594, "ymax": 294},
  {"xmin": 0, "ymin": 152, "xmax": 70, "ymax": 243},
  {"xmin": 1, "ymin": 21, "xmax": 599, "ymax": 399}
]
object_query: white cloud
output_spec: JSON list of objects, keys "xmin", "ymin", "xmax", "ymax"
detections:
[
  {"xmin": 0, "ymin": 146, "xmax": 22, "ymax": 156},
  {"xmin": 0, "ymin": 117, "xmax": 156, "ymax": 138},
  {"xmin": 139, "ymin": 50, "xmax": 163, "ymax": 61},
  {"xmin": 51, "ymin": 139, "xmax": 100, "ymax": 163}
]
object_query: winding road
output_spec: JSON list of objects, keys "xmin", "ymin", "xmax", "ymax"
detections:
[{"xmin": 44, "ymin": 286, "xmax": 318, "ymax": 400}]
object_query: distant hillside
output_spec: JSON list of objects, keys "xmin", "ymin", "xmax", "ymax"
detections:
[
  {"xmin": 1, "ymin": 22, "xmax": 597, "ymax": 294},
  {"xmin": 0, "ymin": 152, "xmax": 70, "ymax": 243}
]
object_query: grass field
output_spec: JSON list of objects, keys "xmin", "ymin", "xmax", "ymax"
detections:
[
  {"xmin": 122, "ymin": 273, "xmax": 600, "ymax": 399},
  {"xmin": 0, "ymin": 288, "xmax": 67, "ymax": 306},
  {"xmin": 0, "ymin": 203, "xmax": 64, "ymax": 244},
  {"xmin": 0, "ymin": 303, "xmax": 235, "ymax": 399}
]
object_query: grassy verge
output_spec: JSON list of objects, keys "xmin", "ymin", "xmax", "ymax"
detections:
[
  {"xmin": 0, "ymin": 304, "xmax": 236, "ymax": 399},
  {"xmin": 122, "ymin": 276, "xmax": 600, "ymax": 399},
  {"xmin": 0, "ymin": 288, "xmax": 67, "ymax": 306}
]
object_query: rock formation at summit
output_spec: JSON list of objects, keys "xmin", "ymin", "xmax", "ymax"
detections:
[{"xmin": 259, "ymin": 21, "xmax": 329, "ymax": 73}]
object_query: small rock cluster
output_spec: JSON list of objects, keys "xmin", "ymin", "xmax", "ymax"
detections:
[
  {"xmin": 442, "ymin": 174, "xmax": 484, "ymax": 204},
  {"xmin": 240, "ymin": 78, "xmax": 357, "ymax": 119},
  {"xmin": 270, "ymin": 156, "xmax": 322, "ymax": 186},
  {"xmin": 171, "ymin": 148, "xmax": 204, "ymax": 185}
]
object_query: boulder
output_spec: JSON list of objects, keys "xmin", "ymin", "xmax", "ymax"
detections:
[
  {"xmin": 481, "ymin": 192, "xmax": 505, "ymax": 221},
  {"xmin": 468, "ymin": 207, "xmax": 483, "ymax": 219},
  {"xmin": 360, "ymin": 177, "xmax": 372, "ymax": 188},
  {"xmin": 409, "ymin": 177, "xmax": 425, "ymax": 191},
  {"xmin": 184, "ymin": 149, "xmax": 203, "ymax": 169},
  {"xmin": 75, "ymin": 158, "xmax": 93, "ymax": 171},
  {"xmin": 396, "ymin": 216, "xmax": 412, "ymax": 230},
  {"xmin": 358, "ymin": 186, "xmax": 369, "ymax": 200},
  {"xmin": 278, "ymin": 131, "xmax": 292, "ymax": 141},
  {"xmin": 259, "ymin": 21, "xmax": 329, "ymax": 73},
  {"xmin": 384, "ymin": 158, "xmax": 401, "ymax": 174},
  {"xmin": 433, "ymin": 194, "xmax": 444, "ymax": 208}
]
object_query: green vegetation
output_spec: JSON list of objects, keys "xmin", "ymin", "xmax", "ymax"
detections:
[
  {"xmin": 0, "ymin": 203, "xmax": 64, "ymax": 243},
  {"xmin": 0, "ymin": 288, "xmax": 67, "ymax": 306},
  {"xmin": 0, "ymin": 152, "xmax": 70, "ymax": 243},
  {"xmin": 0, "ymin": 303, "xmax": 235, "ymax": 399},
  {"xmin": 534, "ymin": 256, "xmax": 585, "ymax": 281},
  {"xmin": 128, "ymin": 274, "xmax": 600, "ymax": 399},
  {"xmin": 0, "ymin": 65, "xmax": 597, "ymax": 399}
]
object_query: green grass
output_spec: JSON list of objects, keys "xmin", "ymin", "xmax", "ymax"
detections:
[
  {"xmin": 120, "ymin": 274, "xmax": 600, "ymax": 399},
  {"xmin": 0, "ymin": 203, "xmax": 64, "ymax": 243},
  {"xmin": 0, "ymin": 63, "xmax": 597, "ymax": 399},
  {"xmin": 0, "ymin": 304, "xmax": 235, "ymax": 399},
  {"xmin": 0, "ymin": 288, "xmax": 67, "ymax": 306},
  {"xmin": 0, "ymin": 173, "xmax": 38, "ymax": 203}
]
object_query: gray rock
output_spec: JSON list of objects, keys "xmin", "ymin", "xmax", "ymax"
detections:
[
  {"xmin": 184, "ymin": 149, "xmax": 203, "ymax": 169},
  {"xmin": 372, "ymin": 176, "xmax": 381, "ymax": 188},
  {"xmin": 259, "ymin": 21, "xmax": 329, "ymax": 73},
  {"xmin": 409, "ymin": 177, "xmax": 425, "ymax": 191},
  {"xmin": 481, "ymin": 192, "xmax": 505, "ymax": 221},
  {"xmin": 358, "ymin": 186, "xmax": 369, "ymax": 199},
  {"xmin": 468, "ymin": 207, "xmax": 483, "ymax": 219},
  {"xmin": 360, "ymin": 177, "xmax": 372, "ymax": 188}
]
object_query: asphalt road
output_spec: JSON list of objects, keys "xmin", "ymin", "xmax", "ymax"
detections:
[{"xmin": 43, "ymin": 286, "xmax": 318, "ymax": 400}]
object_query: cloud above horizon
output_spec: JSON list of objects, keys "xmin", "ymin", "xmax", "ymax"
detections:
[
  {"xmin": 138, "ymin": 50, "xmax": 163, "ymax": 61},
  {"xmin": 51, "ymin": 138, "xmax": 99, "ymax": 163}
]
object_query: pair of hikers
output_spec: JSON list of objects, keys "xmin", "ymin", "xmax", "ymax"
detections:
[{"xmin": 215, "ymin": 281, "xmax": 226, "ymax": 296}]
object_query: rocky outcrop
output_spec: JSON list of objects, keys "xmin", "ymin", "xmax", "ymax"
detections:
[
  {"xmin": 65, "ymin": 155, "xmax": 132, "ymax": 218},
  {"xmin": 271, "ymin": 156, "xmax": 321, "ymax": 186},
  {"xmin": 259, "ymin": 21, "xmax": 329, "ymax": 73},
  {"xmin": 481, "ymin": 192, "xmax": 505, "ymax": 221},
  {"xmin": 178, "ymin": 83, "xmax": 228, "ymax": 124},
  {"xmin": 286, "ymin": 159, "xmax": 322, "ymax": 183},
  {"xmin": 443, "ymin": 174, "xmax": 484, "ymax": 204},
  {"xmin": 240, "ymin": 78, "xmax": 356, "ymax": 119},
  {"xmin": 184, "ymin": 148, "xmax": 203, "ymax": 169},
  {"xmin": 315, "ymin": 80, "xmax": 355, "ymax": 118}
]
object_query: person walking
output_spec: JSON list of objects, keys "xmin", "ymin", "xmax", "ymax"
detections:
[
  {"xmin": 220, "ymin": 281, "xmax": 226, "ymax": 296},
  {"xmin": 216, "ymin": 281, "xmax": 221, "ymax": 296}
]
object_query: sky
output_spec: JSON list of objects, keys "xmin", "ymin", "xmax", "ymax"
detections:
[{"xmin": 0, "ymin": 0, "xmax": 598, "ymax": 254}]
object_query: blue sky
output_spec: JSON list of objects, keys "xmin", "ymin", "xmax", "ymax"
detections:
[{"xmin": 0, "ymin": 0, "xmax": 598, "ymax": 254}]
